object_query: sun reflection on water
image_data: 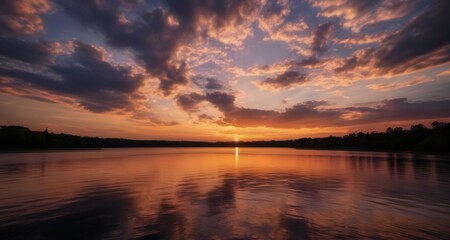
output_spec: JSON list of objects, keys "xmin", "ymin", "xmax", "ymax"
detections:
[{"xmin": 235, "ymin": 147, "xmax": 239, "ymax": 168}]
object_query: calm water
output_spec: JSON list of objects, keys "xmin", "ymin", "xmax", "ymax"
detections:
[{"xmin": 0, "ymin": 148, "xmax": 449, "ymax": 239}]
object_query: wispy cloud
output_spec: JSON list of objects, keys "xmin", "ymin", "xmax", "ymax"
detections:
[
  {"xmin": 368, "ymin": 76, "xmax": 434, "ymax": 91},
  {"xmin": 310, "ymin": 0, "xmax": 418, "ymax": 32}
]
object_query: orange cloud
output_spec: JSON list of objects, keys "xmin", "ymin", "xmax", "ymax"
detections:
[
  {"xmin": 367, "ymin": 76, "xmax": 434, "ymax": 91},
  {"xmin": 0, "ymin": 0, "xmax": 51, "ymax": 35},
  {"xmin": 310, "ymin": 0, "xmax": 417, "ymax": 32}
]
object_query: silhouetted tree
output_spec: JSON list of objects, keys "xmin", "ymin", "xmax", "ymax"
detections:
[
  {"xmin": 431, "ymin": 121, "xmax": 445, "ymax": 129},
  {"xmin": 293, "ymin": 121, "xmax": 450, "ymax": 153},
  {"xmin": 410, "ymin": 124, "xmax": 425, "ymax": 131}
]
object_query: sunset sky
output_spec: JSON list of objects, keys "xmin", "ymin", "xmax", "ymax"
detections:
[{"xmin": 1, "ymin": 0, "xmax": 449, "ymax": 141}]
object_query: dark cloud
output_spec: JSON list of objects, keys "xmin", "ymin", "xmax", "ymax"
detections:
[
  {"xmin": 197, "ymin": 113, "xmax": 214, "ymax": 121},
  {"xmin": 299, "ymin": 57, "xmax": 322, "ymax": 67},
  {"xmin": 223, "ymin": 107, "xmax": 278, "ymax": 127},
  {"xmin": 260, "ymin": 70, "xmax": 308, "ymax": 89},
  {"xmin": 57, "ymin": 0, "xmax": 259, "ymax": 95},
  {"xmin": 163, "ymin": 0, "xmax": 257, "ymax": 31},
  {"xmin": 297, "ymin": 21, "xmax": 334, "ymax": 69},
  {"xmin": 311, "ymin": 22, "xmax": 334, "ymax": 55},
  {"xmin": 230, "ymin": 98, "xmax": 450, "ymax": 128},
  {"xmin": 0, "ymin": 37, "xmax": 55, "ymax": 64},
  {"xmin": 158, "ymin": 62, "xmax": 189, "ymax": 95},
  {"xmin": 335, "ymin": 56, "xmax": 358, "ymax": 73},
  {"xmin": 373, "ymin": 1, "xmax": 450, "ymax": 74},
  {"xmin": 57, "ymin": 0, "xmax": 186, "ymax": 95},
  {"xmin": 193, "ymin": 76, "xmax": 225, "ymax": 91},
  {"xmin": 272, "ymin": 101, "xmax": 341, "ymax": 128},
  {"xmin": 176, "ymin": 91, "xmax": 282, "ymax": 127},
  {"xmin": 354, "ymin": 98, "xmax": 450, "ymax": 123},
  {"xmin": 176, "ymin": 90, "xmax": 450, "ymax": 128},
  {"xmin": 0, "ymin": 40, "xmax": 144, "ymax": 113},
  {"xmin": 175, "ymin": 92, "xmax": 205, "ymax": 112},
  {"xmin": 0, "ymin": 0, "xmax": 51, "ymax": 35},
  {"xmin": 205, "ymin": 78, "xmax": 224, "ymax": 90},
  {"xmin": 205, "ymin": 91, "xmax": 236, "ymax": 112},
  {"xmin": 339, "ymin": 0, "xmax": 380, "ymax": 16},
  {"xmin": 335, "ymin": 1, "xmax": 450, "ymax": 75},
  {"xmin": 311, "ymin": 0, "xmax": 417, "ymax": 33},
  {"xmin": 261, "ymin": 0, "xmax": 285, "ymax": 19}
]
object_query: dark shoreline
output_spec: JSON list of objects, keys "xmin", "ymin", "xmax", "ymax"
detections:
[
  {"xmin": 1, "ymin": 122, "xmax": 450, "ymax": 154},
  {"xmin": 0, "ymin": 148, "xmax": 102, "ymax": 153}
]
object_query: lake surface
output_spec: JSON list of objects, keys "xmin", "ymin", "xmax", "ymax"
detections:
[{"xmin": 0, "ymin": 148, "xmax": 449, "ymax": 239}]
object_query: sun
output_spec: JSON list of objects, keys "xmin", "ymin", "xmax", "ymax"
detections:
[{"xmin": 235, "ymin": 137, "xmax": 239, "ymax": 142}]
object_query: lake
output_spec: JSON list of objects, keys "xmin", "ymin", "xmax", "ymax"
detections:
[{"xmin": 0, "ymin": 148, "xmax": 449, "ymax": 239}]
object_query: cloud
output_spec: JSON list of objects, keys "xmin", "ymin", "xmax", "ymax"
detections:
[
  {"xmin": 236, "ymin": 97, "xmax": 450, "ymax": 128},
  {"xmin": 367, "ymin": 76, "xmax": 434, "ymax": 91},
  {"xmin": 352, "ymin": 98, "xmax": 450, "ymax": 123},
  {"xmin": 202, "ymin": 92, "xmax": 325, "ymax": 128},
  {"xmin": 197, "ymin": 113, "xmax": 215, "ymax": 122},
  {"xmin": 271, "ymin": 1, "xmax": 448, "ymax": 91},
  {"xmin": 372, "ymin": 1, "xmax": 450, "ymax": 75},
  {"xmin": 335, "ymin": 32, "xmax": 388, "ymax": 46},
  {"xmin": 0, "ymin": 40, "xmax": 145, "ymax": 113},
  {"xmin": 334, "ymin": 56, "xmax": 358, "ymax": 73},
  {"xmin": 175, "ymin": 92, "xmax": 206, "ymax": 112},
  {"xmin": 298, "ymin": 57, "xmax": 336, "ymax": 69},
  {"xmin": 176, "ymin": 90, "xmax": 450, "ymax": 128},
  {"xmin": 283, "ymin": 21, "xmax": 334, "ymax": 57},
  {"xmin": 205, "ymin": 78, "xmax": 224, "ymax": 90},
  {"xmin": 227, "ymin": 60, "xmax": 295, "ymax": 77},
  {"xmin": 333, "ymin": 1, "xmax": 450, "ymax": 80},
  {"xmin": 310, "ymin": 0, "xmax": 418, "ymax": 32},
  {"xmin": 0, "ymin": 0, "xmax": 51, "ymax": 35},
  {"xmin": 57, "ymin": 0, "xmax": 261, "ymax": 95},
  {"xmin": 165, "ymin": 0, "xmax": 262, "ymax": 46},
  {"xmin": 177, "ymin": 43, "xmax": 230, "ymax": 69},
  {"xmin": 193, "ymin": 76, "xmax": 226, "ymax": 91},
  {"xmin": 0, "ymin": 37, "xmax": 59, "ymax": 64},
  {"xmin": 258, "ymin": 0, "xmax": 309, "ymax": 44},
  {"xmin": 258, "ymin": 70, "xmax": 308, "ymax": 90},
  {"xmin": 225, "ymin": 0, "xmax": 448, "ymax": 92},
  {"xmin": 57, "ymin": 0, "xmax": 187, "ymax": 95},
  {"xmin": 158, "ymin": 62, "xmax": 189, "ymax": 95},
  {"xmin": 205, "ymin": 91, "xmax": 236, "ymax": 112},
  {"xmin": 311, "ymin": 22, "xmax": 334, "ymax": 55},
  {"xmin": 437, "ymin": 70, "xmax": 450, "ymax": 77}
]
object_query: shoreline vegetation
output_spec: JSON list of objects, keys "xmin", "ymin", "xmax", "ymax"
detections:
[{"xmin": 1, "ymin": 121, "xmax": 449, "ymax": 153}]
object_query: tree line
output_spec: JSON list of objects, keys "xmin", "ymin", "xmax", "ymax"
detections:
[
  {"xmin": 291, "ymin": 121, "xmax": 450, "ymax": 153},
  {"xmin": 0, "ymin": 121, "xmax": 449, "ymax": 152},
  {"xmin": 0, "ymin": 126, "xmax": 291, "ymax": 150}
]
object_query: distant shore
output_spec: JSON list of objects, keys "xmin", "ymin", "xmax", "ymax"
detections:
[
  {"xmin": 0, "ymin": 148, "xmax": 102, "ymax": 153},
  {"xmin": 1, "ymin": 122, "xmax": 449, "ymax": 153}
]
